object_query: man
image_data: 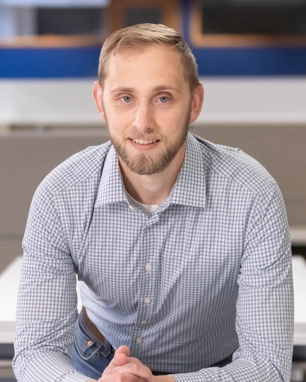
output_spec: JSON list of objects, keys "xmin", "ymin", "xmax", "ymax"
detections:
[{"xmin": 13, "ymin": 24, "xmax": 294, "ymax": 382}]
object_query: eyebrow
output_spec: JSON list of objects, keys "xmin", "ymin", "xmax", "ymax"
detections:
[
  {"xmin": 153, "ymin": 86, "xmax": 181, "ymax": 94},
  {"xmin": 110, "ymin": 86, "xmax": 181, "ymax": 94},
  {"xmin": 111, "ymin": 87, "xmax": 134, "ymax": 94}
]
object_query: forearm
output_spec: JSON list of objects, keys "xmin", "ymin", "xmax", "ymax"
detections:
[
  {"xmin": 13, "ymin": 349, "xmax": 90, "ymax": 382},
  {"xmin": 88, "ymin": 377, "xmax": 175, "ymax": 382},
  {"xmin": 88, "ymin": 375, "xmax": 175, "ymax": 382},
  {"xmin": 170, "ymin": 355, "xmax": 289, "ymax": 382},
  {"xmin": 14, "ymin": 249, "xmax": 86, "ymax": 381}
]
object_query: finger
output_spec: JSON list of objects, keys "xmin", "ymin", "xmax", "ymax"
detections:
[
  {"xmin": 99, "ymin": 373, "xmax": 148, "ymax": 382},
  {"xmin": 113, "ymin": 354, "xmax": 144, "ymax": 367},
  {"xmin": 98, "ymin": 376, "xmax": 146, "ymax": 382},
  {"xmin": 114, "ymin": 345, "xmax": 131, "ymax": 366},
  {"xmin": 125, "ymin": 363, "xmax": 152, "ymax": 381},
  {"xmin": 113, "ymin": 352, "xmax": 129, "ymax": 366},
  {"xmin": 115, "ymin": 345, "xmax": 130, "ymax": 357},
  {"xmin": 104, "ymin": 345, "xmax": 131, "ymax": 370},
  {"xmin": 103, "ymin": 362, "xmax": 152, "ymax": 381}
]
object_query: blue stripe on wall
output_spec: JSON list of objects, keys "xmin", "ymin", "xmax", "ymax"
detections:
[
  {"xmin": 193, "ymin": 47, "xmax": 306, "ymax": 76},
  {"xmin": 1, "ymin": 45, "xmax": 306, "ymax": 78},
  {"xmin": 0, "ymin": 47, "xmax": 101, "ymax": 78}
]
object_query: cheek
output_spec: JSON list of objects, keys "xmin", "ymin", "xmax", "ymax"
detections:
[
  {"xmin": 107, "ymin": 112, "xmax": 130, "ymax": 132},
  {"xmin": 113, "ymin": 105, "xmax": 135, "ymax": 120},
  {"xmin": 159, "ymin": 109, "xmax": 188, "ymax": 132}
]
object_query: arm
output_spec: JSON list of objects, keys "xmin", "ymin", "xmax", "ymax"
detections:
[
  {"xmin": 13, "ymin": 183, "xmax": 89, "ymax": 382},
  {"xmin": 171, "ymin": 184, "xmax": 294, "ymax": 382}
]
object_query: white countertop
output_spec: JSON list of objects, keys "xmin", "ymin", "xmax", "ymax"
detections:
[
  {"xmin": 0, "ymin": 256, "xmax": 82, "ymax": 343},
  {"xmin": 1, "ymin": 255, "xmax": 305, "ymax": 345}
]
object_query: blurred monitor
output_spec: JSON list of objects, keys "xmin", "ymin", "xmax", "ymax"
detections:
[
  {"xmin": 199, "ymin": 0, "xmax": 306, "ymax": 35},
  {"xmin": 37, "ymin": 7, "xmax": 105, "ymax": 36},
  {"xmin": 0, "ymin": 1, "xmax": 109, "ymax": 39},
  {"xmin": 0, "ymin": 0, "xmax": 109, "ymax": 6}
]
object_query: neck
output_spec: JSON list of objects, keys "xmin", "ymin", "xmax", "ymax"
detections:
[{"xmin": 119, "ymin": 143, "xmax": 186, "ymax": 205}]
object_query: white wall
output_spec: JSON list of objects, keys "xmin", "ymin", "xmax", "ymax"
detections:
[{"xmin": 1, "ymin": 78, "xmax": 306, "ymax": 127}]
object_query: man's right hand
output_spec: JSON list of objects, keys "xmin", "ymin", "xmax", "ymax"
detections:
[{"xmin": 96, "ymin": 345, "xmax": 152, "ymax": 382}]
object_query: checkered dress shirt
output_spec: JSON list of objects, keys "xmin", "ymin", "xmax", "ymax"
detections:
[{"xmin": 13, "ymin": 133, "xmax": 294, "ymax": 382}]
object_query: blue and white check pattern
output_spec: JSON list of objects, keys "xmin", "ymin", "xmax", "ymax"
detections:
[{"xmin": 13, "ymin": 133, "xmax": 294, "ymax": 382}]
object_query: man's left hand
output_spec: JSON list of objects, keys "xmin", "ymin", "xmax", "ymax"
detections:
[{"xmin": 97, "ymin": 346, "xmax": 174, "ymax": 382}]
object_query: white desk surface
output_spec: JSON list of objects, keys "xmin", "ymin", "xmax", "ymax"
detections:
[
  {"xmin": 0, "ymin": 256, "xmax": 82, "ymax": 344},
  {"xmin": 1, "ymin": 256, "xmax": 306, "ymax": 345}
]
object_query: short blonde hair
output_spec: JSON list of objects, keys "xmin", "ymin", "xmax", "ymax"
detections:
[{"xmin": 98, "ymin": 23, "xmax": 200, "ymax": 91}]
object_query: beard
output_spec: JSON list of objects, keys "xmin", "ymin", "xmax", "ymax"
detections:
[{"xmin": 105, "ymin": 103, "xmax": 192, "ymax": 176}]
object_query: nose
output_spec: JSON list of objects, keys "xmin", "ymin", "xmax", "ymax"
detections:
[{"xmin": 132, "ymin": 101, "xmax": 153, "ymax": 133}]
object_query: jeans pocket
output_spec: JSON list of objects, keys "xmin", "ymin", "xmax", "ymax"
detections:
[
  {"xmin": 72, "ymin": 315, "xmax": 114, "ymax": 379},
  {"xmin": 74, "ymin": 315, "xmax": 105, "ymax": 362}
]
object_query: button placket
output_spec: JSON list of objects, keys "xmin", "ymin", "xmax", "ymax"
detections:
[{"xmin": 133, "ymin": 222, "xmax": 158, "ymax": 346}]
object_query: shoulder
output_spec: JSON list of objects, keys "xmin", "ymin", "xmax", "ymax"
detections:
[
  {"xmin": 192, "ymin": 133, "xmax": 277, "ymax": 197},
  {"xmin": 36, "ymin": 140, "xmax": 112, "ymax": 197}
]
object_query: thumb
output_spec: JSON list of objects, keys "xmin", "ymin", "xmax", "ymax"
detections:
[
  {"xmin": 113, "ymin": 345, "xmax": 131, "ymax": 366},
  {"xmin": 115, "ymin": 345, "xmax": 130, "ymax": 357}
]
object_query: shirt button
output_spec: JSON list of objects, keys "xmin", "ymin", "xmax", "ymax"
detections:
[
  {"xmin": 136, "ymin": 337, "xmax": 143, "ymax": 344},
  {"xmin": 144, "ymin": 297, "xmax": 151, "ymax": 304},
  {"xmin": 129, "ymin": 205, "xmax": 135, "ymax": 211},
  {"xmin": 141, "ymin": 320, "xmax": 148, "ymax": 325},
  {"xmin": 145, "ymin": 263, "xmax": 152, "ymax": 271}
]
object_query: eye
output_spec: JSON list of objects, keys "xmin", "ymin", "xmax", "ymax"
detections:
[
  {"xmin": 121, "ymin": 96, "xmax": 132, "ymax": 103},
  {"xmin": 159, "ymin": 96, "xmax": 169, "ymax": 103}
]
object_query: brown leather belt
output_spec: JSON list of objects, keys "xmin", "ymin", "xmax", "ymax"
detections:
[{"xmin": 81, "ymin": 307, "xmax": 115, "ymax": 353}]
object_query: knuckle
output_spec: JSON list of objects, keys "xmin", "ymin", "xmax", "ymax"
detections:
[
  {"xmin": 117, "ymin": 375, "xmax": 129, "ymax": 382},
  {"xmin": 131, "ymin": 363, "xmax": 142, "ymax": 374}
]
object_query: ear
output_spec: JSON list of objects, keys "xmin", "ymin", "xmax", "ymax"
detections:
[
  {"xmin": 189, "ymin": 83, "xmax": 204, "ymax": 124},
  {"xmin": 93, "ymin": 81, "xmax": 106, "ymax": 121}
]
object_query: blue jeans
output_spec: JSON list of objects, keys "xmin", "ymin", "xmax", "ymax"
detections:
[{"xmin": 71, "ymin": 314, "xmax": 114, "ymax": 380}]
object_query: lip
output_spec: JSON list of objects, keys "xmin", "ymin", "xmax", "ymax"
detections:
[{"xmin": 128, "ymin": 138, "xmax": 160, "ymax": 151}]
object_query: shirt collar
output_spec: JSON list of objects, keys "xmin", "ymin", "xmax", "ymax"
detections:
[
  {"xmin": 95, "ymin": 145, "xmax": 128, "ymax": 207},
  {"xmin": 95, "ymin": 133, "xmax": 208, "ymax": 209},
  {"xmin": 168, "ymin": 133, "xmax": 207, "ymax": 209}
]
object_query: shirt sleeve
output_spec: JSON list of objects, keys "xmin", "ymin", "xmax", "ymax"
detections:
[
  {"xmin": 13, "ymin": 182, "xmax": 90, "ymax": 382},
  {"xmin": 172, "ymin": 184, "xmax": 294, "ymax": 382}
]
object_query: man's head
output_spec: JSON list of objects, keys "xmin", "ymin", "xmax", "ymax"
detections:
[
  {"xmin": 93, "ymin": 24, "xmax": 204, "ymax": 176},
  {"xmin": 98, "ymin": 23, "xmax": 200, "ymax": 92}
]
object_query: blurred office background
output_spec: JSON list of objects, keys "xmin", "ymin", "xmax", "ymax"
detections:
[{"xmin": 0, "ymin": 0, "xmax": 306, "ymax": 380}]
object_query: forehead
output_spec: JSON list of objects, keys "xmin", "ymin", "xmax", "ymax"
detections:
[{"xmin": 104, "ymin": 44, "xmax": 187, "ymax": 90}]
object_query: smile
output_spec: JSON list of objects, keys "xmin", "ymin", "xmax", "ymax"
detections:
[{"xmin": 132, "ymin": 139, "xmax": 159, "ymax": 145}]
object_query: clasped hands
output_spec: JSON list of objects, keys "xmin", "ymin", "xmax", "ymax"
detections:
[{"xmin": 88, "ymin": 345, "xmax": 174, "ymax": 382}]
